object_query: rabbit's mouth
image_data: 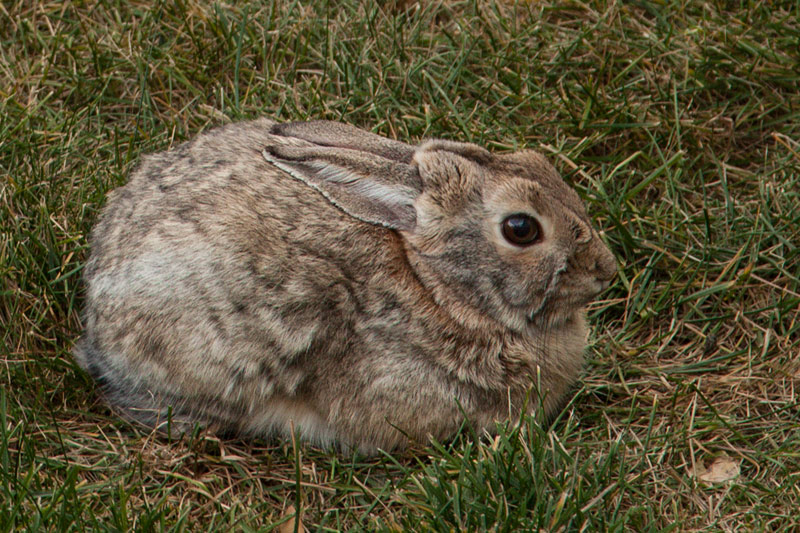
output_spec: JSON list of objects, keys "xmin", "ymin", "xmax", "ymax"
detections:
[
  {"xmin": 527, "ymin": 292, "xmax": 593, "ymax": 328},
  {"xmin": 524, "ymin": 307, "xmax": 584, "ymax": 336},
  {"xmin": 520, "ymin": 275, "xmax": 584, "ymax": 327}
]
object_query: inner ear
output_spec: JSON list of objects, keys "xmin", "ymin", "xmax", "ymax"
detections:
[{"xmin": 263, "ymin": 145, "xmax": 421, "ymax": 231}]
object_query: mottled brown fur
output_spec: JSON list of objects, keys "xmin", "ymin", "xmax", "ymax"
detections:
[{"xmin": 75, "ymin": 118, "xmax": 617, "ymax": 453}]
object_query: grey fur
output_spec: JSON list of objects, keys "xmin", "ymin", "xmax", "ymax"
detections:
[{"xmin": 74, "ymin": 118, "xmax": 617, "ymax": 453}]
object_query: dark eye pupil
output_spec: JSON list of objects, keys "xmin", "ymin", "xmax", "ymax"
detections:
[{"xmin": 502, "ymin": 214, "xmax": 540, "ymax": 246}]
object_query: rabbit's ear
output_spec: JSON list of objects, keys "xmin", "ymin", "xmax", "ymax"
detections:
[
  {"xmin": 263, "ymin": 145, "xmax": 421, "ymax": 231},
  {"xmin": 271, "ymin": 121, "xmax": 416, "ymax": 163}
]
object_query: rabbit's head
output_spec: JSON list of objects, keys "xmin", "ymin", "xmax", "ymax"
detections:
[{"xmin": 263, "ymin": 122, "xmax": 616, "ymax": 334}]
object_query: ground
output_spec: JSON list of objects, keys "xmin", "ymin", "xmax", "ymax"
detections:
[{"xmin": 1, "ymin": 1, "xmax": 799, "ymax": 530}]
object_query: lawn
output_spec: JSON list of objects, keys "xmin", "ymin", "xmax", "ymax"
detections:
[{"xmin": 2, "ymin": 0, "xmax": 799, "ymax": 530}]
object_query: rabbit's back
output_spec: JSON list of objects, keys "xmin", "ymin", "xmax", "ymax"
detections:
[{"xmin": 77, "ymin": 119, "xmax": 428, "ymax": 442}]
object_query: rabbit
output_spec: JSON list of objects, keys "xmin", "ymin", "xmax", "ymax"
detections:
[{"xmin": 74, "ymin": 118, "xmax": 617, "ymax": 453}]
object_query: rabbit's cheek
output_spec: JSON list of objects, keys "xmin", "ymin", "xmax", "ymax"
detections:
[
  {"xmin": 505, "ymin": 267, "xmax": 559, "ymax": 310},
  {"xmin": 499, "ymin": 279, "xmax": 547, "ymax": 311}
]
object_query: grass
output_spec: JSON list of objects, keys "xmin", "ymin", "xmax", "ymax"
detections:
[{"xmin": 1, "ymin": 0, "xmax": 799, "ymax": 530}]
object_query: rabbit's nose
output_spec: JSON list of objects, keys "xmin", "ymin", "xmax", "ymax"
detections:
[{"xmin": 592, "ymin": 242, "xmax": 618, "ymax": 285}]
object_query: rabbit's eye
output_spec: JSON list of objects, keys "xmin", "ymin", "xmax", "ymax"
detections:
[{"xmin": 501, "ymin": 214, "xmax": 541, "ymax": 246}]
